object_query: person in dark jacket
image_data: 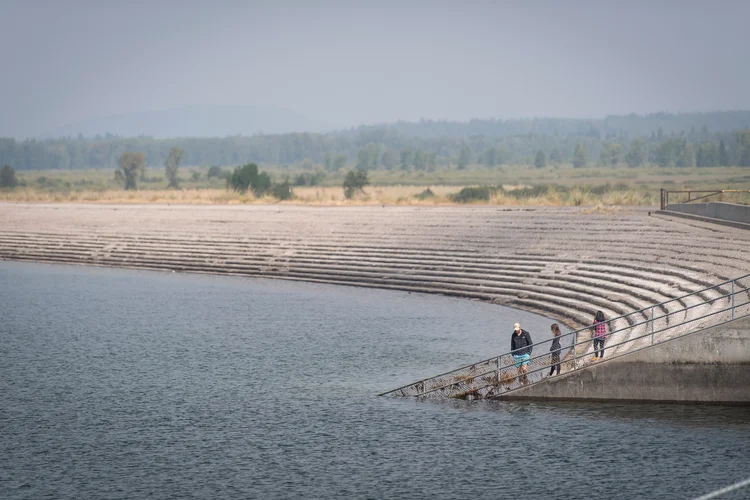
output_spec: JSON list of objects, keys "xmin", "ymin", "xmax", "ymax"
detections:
[
  {"xmin": 548, "ymin": 323, "xmax": 562, "ymax": 376},
  {"xmin": 592, "ymin": 310, "xmax": 608, "ymax": 360},
  {"xmin": 511, "ymin": 322, "xmax": 533, "ymax": 383}
]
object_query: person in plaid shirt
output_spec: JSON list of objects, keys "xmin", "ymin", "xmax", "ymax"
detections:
[{"xmin": 592, "ymin": 310, "xmax": 607, "ymax": 360}]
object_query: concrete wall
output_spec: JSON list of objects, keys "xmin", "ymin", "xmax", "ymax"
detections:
[
  {"xmin": 665, "ymin": 202, "xmax": 750, "ymax": 225},
  {"xmin": 498, "ymin": 316, "xmax": 750, "ymax": 404}
]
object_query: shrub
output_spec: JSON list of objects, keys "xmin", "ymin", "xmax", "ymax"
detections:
[
  {"xmin": 343, "ymin": 169, "xmax": 369, "ymax": 199},
  {"xmin": 207, "ymin": 165, "xmax": 228, "ymax": 180},
  {"xmin": 502, "ymin": 184, "xmax": 573, "ymax": 199},
  {"xmin": 415, "ymin": 187, "xmax": 436, "ymax": 200},
  {"xmin": 228, "ymin": 163, "xmax": 271, "ymax": 196},
  {"xmin": 586, "ymin": 183, "xmax": 628, "ymax": 196},
  {"xmin": 271, "ymin": 179, "xmax": 293, "ymax": 200},
  {"xmin": 229, "ymin": 163, "xmax": 257, "ymax": 193},
  {"xmin": 0, "ymin": 165, "xmax": 17, "ymax": 188},
  {"xmin": 449, "ymin": 186, "xmax": 495, "ymax": 203},
  {"xmin": 255, "ymin": 172, "xmax": 272, "ymax": 196},
  {"xmin": 293, "ymin": 172, "xmax": 326, "ymax": 186},
  {"xmin": 570, "ymin": 187, "xmax": 590, "ymax": 206}
]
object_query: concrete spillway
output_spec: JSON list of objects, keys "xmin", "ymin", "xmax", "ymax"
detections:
[
  {"xmin": 2, "ymin": 203, "xmax": 749, "ymax": 328},
  {"xmin": 2, "ymin": 203, "xmax": 750, "ymax": 389}
]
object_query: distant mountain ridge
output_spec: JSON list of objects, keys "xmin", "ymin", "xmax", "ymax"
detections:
[
  {"xmin": 42, "ymin": 105, "xmax": 334, "ymax": 139},
  {"xmin": 40, "ymin": 108, "xmax": 750, "ymax": 142}
]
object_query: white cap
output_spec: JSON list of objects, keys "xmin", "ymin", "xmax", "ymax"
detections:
[{"xmin": 514, "ymin": 323, "xmax": 521, "ymax": 330}]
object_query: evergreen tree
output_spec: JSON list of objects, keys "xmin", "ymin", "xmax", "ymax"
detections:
[
  {"xmin": 482, "ymin": 148, "xmax": 498, "ymax": 167},
  {"xmin": 600, "ymin": 143, "xmax": 623, "ymax": 166},
  {"xmin": 625, "ymin": 138, "xmax": 647, "ymax": 168},
  {"xmin": 356, "ymin": 143, "xmax": 379, "ymax": 170},
  {"xmin": 718, "ymin": 140, "xmax": 730, "ymax": 166},
  {"xmin": 655, "ymin": 138, "xmax": 687, "ymax": 167},
  {"xmin": 332, "ymin": 154, "xmax": 347, "ymax": 171},
  {"xmin": 534, "ymin": 150, "xmax": 547, "ymax": 169},
  {"xmin": 413, "ymin": 150, "xmax": 427, "ymax": 171},
  {"xmin": 381, "ymin": 151, "xmax": 397, "ymax": 170},
  {"xmin": 740, "ymin": 148, "xmax": 750, "ymax": 167},
  {"xmin": 549, "ymin": 148, "xmax": 562, "ymax": 165},
  {"xmin": 573, "ymin": 143, "xmax": 588, "ymax": 168},
  {"xmin": 696, "ymin": 143, "xmax": 719, "ymax": 167},
  {"xmin": 457, "ymin": 145, "xmax": 472, "ymax": 170},
  {"xmin": 676, "ymin": 143, "xmax": 695, "ymax": 167},
  {"xmin": 735, "ymin": 130, "xmax": 750, "ymax": 167},
  {"xmin": 399, "ymin": 149, "xmax": 412, "ymax": 170},
  {"xmin": 229, "ymin": 162, "xmax": 259, "ymax": 194}
]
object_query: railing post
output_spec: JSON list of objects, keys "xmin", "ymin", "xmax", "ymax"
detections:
[
  {"xmin": 660, "ymin": 188, "xmax": 665, "ymax": 210},
  {"xmin": 732, "ymin": 280, "xmax": 735, "ymax": 320},
  {"xmin": 573, "ymin": 330, "xmax": 578, "ymax": 370},
  {"xmin": 651, "ymin": 306, "xmax": 655, "ymax": 345}
]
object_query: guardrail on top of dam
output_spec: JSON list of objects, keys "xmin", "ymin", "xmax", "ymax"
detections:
[
  {"xmin": 379, "ymin": 273, "xmax": 750, "ymax": 399},
  {"xmin": 660, "ymin": 188, "xmax": 750, "ymax": 210}
]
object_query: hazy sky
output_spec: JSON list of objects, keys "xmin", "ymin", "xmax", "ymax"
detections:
[{"xmin": 2, "ymin": 0, "xmax": 749, "ymax": 138}]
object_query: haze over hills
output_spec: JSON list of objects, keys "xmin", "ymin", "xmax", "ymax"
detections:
[
  {"xmin": 40, "ymin": 107, "xmax": 750, "ymax": 142},
  {"xmin": 42, "ymin": 105, "xmax": 335, "ymax": 139}
]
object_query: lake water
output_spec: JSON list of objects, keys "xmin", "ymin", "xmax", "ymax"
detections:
[{"xmin": 1, "ymin": 261, "xmax": 748, "ymax": 499}]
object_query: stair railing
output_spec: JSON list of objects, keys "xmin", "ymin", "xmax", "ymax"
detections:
[{"xmin": 379, "ymin": 273, "xmax": 750, "ymax": 399}]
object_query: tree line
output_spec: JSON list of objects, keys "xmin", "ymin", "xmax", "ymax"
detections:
[{"xmin": 2, "ymin": 112, "xmax": 750, "ymax": 171}]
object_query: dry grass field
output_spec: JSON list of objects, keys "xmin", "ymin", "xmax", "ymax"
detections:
[
  {"xmin": 0, "ymin": 184, "xmax": 664, "ymax": 206},
  {"xmin": 2, "ymin": 163, "xmax": 748, "ymax": 206}
]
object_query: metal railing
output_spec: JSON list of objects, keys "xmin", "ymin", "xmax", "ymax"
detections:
[
  {"xmin": 691, "ymin": 477, "xmax": 750, "ymax": 500},
  {"xmin": 660, "ymin": 189, "xmax": 750, "ymax": 210},
  {"xmin": 379, "ymin": 273, "xmax": 750, "ymax": 399}
]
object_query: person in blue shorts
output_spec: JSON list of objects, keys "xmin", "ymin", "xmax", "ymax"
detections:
[{"xmin": 511, "ymin": 322, "xmax": 533, "ymax": 384}]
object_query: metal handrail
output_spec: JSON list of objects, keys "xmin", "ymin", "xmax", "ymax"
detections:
[
  {"xmin": 379, "ymin": 272, "xmax": 750, "ymax": 398},
  {"xmin": 398, "ymin": 296, "xmax": 750, "ymax": 399},
  {"xmin": 458, "ymin": 298, "xmax": 750, "ymax": 400},
  {"xmin": 692, "ymin": 477, "xmax": 750, "ymax": 500},
  {"xmin": 660, "ymin": 188, "xmax": 750, "ymax": 210}
]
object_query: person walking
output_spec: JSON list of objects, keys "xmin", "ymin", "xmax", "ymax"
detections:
[
  {"xmin": 549, "ymin": 323, "xmax": 562, "ymax": 376},
  {"xmin": 511, "ymin": 322, "xmax": 533, "ymax": 384},
  {"xmin": 592, "ymin": 310, "xmax": 607, "ymax": 360}
]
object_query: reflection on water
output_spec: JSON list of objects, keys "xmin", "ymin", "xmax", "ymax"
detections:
[{"xmin": 1, "ymin": 261, "xmax": 748, "ymax": 500}]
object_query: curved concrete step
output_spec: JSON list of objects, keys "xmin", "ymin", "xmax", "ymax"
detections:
[{"xmin": 3, "ymin": 204, "xmax": 749, "ymax": 365}]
